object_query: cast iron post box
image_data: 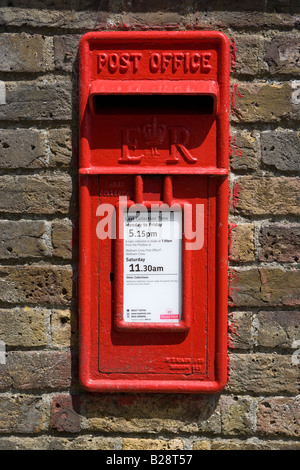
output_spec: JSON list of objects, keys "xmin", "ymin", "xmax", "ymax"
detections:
[{"xmin": 79, "ymin": 31, "xmax": 230, "ymax": 393}]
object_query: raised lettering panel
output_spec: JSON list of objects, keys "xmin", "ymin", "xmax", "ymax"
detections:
[
  {"xmin": 90, "ymin": 49, "xmax": 218, "ymax": 81},
  {"xmin": 88, "ymin": 114, "xmax": 217, "ymax": 169}
]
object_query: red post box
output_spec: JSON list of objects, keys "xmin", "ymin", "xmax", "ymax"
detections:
[{"xmin": 79, "ymin": 31, "xmax": 230, "ymax": 393}]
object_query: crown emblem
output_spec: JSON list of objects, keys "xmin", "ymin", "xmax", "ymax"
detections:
[{"xmin": 142, "ymin": 117, "xmax": 166, "ymax": 156}]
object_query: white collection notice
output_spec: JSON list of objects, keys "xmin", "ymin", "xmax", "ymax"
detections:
[{"xmin": 123, "ymin": 209, "xmax": 182, "ymax": 323}]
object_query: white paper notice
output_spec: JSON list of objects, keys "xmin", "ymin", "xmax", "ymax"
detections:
[{"xmin": 123, "ymin": 209, "xmax": 182, "ymax": 323}]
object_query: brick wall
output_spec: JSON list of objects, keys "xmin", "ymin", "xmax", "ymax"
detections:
[{"xmin": 0, "ymin": 1, "xmax": 299, "ymax": 450}]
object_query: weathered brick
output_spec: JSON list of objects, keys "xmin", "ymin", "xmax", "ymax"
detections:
[
  {"xmin": 47, "ymin": 128, "xmax": 73, "ymax": 168},
  {"xmin": 0, "ymin": 3, "xmax": 298, "ymax": 31},
  {"xmin": 0, "ymin": 307, "xmax": 47, "ymax": 347},
  {"xmin": 228, "ymin": 353, "xmax": 300, "ymax": 395},
  {"xmin": 0, "ymin": 33, "xmax": 53, "ymax": 72},
  {"xmin": 51, "ymin": 219, "xmax": 73, "ymax": 259},
  {"xmin": 0, "ymin": 395, "xmax": 47, "ymax": 434},
  {"xmin": 265, "ymin": 35, "xmax": 300, "ymax": 75},
  {"xmin": 121, "ymin": 0, "xmax": 185, "ymax": 13},
  {"xmin": 0, "ymin": 435, "xmax": 116, "ymax": 450},
  {"xmin": 54, "ymin": 35, "xmax": 81, "ymax": 72},
  {"xmin": 0, "ymin": 129, "xmax": 47, "ymax": 168},
  {"xmin": 228, "ymin": 311, "xmax": 253, "ymax": 350},
  {"xmin": 0, "ymin": 128, "xmax": 73, "ymax": 169},
  {"xmin": 0, "ymin": 174, "xmax": 72, "ymax": 215},
  {"xmin": 193, "ymin": 0, "xmax": 300, "ymax": 28},
  {"xmin": 232, "ymin": 82, "xmax": 300, "ymax": 122},
  {"xmin": 0, "ymin": 437, "xmax": 48, "ymax": 450},
  {"xmin": 257, "ymin": 397, "xmax": 300, "ymax": 437},
  {"xmin": 229, "ymin": 268, "xmax": 300, "ymax": 307},
  {"xmin": 192, "ymin": 440, "xmax": 212, "ymax": 450},
  {"xmin": 85, "ymin": 394, "xmax": 221, "ymax": 434},
  {"xmin": 229, "ymin": 223, "xmax": 255, "ymax": 262},
  {"xmin": 0, "ymin": 436, "xmax": 52, "ymax": 450},
  {"xmin": 0, "ymin": 220, "xmax": 50, "ymax": 259},
  {"xmin": 231, "ymin": 34, "xmax": 266, "ymax": 76},
  {"xmin": 258, "ymin": 223, "xmax": 300, "ymax": 263},
  {"xmin": 266, "ymin": 0, "xmax": 300, "ymax": 13},
  {"xmin": 0, "ymin": 4, "xmax": 110, "ymax": 30},
  {"xmin": 230, "ymin": 130, "xmax": 260, "ymax": 171},
  {"xmin": 233, "ymin": 177, "xmax": 300, "ymax": 216},
  {"xmin": 0, "ymin": 351, "xmax": 71, "ymax": 391},
  {"xmin": 0, "ymin": 265, "xmax": 73, "ymax": 305},
  {"xmin": 50, "ymin": 394, "xmax": 82, "ymax": 433},
  {"xmin": 0, "ymin": 78, "xmax": 72, "ymax": 121},
  {"xmin": 175, "ymin": 8, "xmax": 298, "ymax": 30},
  {"xmin": 219, "ymin": 396, "xmax": 256, "ymax": 436},
  {"xmin": 261, "ymin": 130, "xmax": 300, "ymax": 172},
  {"xmin": 51, "ymin": 309, "xmax": 75, "ymax": 348},
  {"xmin": 47, "ymin": 436, "xmax": 116, "ymax": 450},
  {"xmin": 210, "ymin": 439, "xmax": 300, "ymax": 450},
  {"xmin": 122, "ymin": 438, "xmax": 184, "ymax": 450},
  {"xmin": 117, "ymin": 11, "xmax": 181, "ymax": 30},
  {"xmin": 257, "ymin": 311, "xmax": 300, "ymax": 349}
]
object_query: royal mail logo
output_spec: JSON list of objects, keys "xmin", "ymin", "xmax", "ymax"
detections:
[
  {"xmin": 160, "ymin": 308, "xmax": 179, "ymax": 321},
  {"xmin": 120, "ymin": 116, "xmax": 197, "ymax": 164},
  {"xmin": 142, "ymin": 117, "xmax": 166, "ymax": 156}
]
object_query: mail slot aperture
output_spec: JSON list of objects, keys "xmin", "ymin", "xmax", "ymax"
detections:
[
  {"xmin": 91, "ymin": 94, "xmax": 216, "ymax": 115},
  {"xmin": 79, "ymin": 31, "xmax": 230, "ymax": 393},
  {"xmin": 89, "ymin": 79, "xmax": 219, "ymax": 115}
]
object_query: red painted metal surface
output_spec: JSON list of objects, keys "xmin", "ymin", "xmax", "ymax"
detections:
[{"xmin": 79, "ymin": 31, "xmax": 230, "ymax": 393}]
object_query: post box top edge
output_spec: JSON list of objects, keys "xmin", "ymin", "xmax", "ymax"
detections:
[{"xmin": 79, "ymin": 30, "xmax": 230, "ymax": 49}]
